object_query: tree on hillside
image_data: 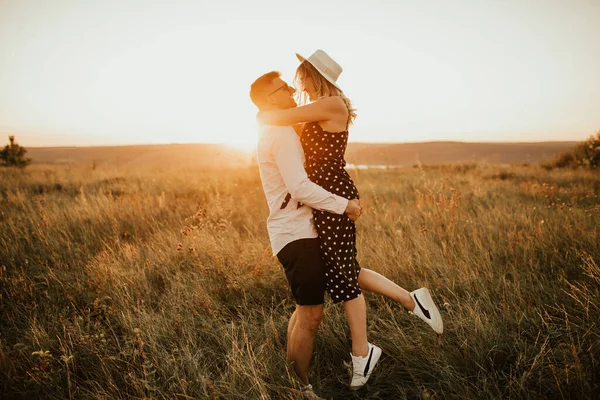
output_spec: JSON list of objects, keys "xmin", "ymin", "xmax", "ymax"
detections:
[{"xmin": 0, "ymin": 136, "xmax": 32, "ymax": 168}]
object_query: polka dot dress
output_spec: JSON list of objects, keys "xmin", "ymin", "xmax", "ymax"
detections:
[{"xmin": 301, "ymin": 122, "xmax": 361, "ymax": 303}]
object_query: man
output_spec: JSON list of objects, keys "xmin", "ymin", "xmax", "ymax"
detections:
[{"xmin": 250, "ymin": 71, "xmax": 362, "ymax": 399}]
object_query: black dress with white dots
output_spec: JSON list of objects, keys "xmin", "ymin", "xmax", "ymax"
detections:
[{"xmin": 301, "ymin": 121, "xmax": 361, "ymax": 303}]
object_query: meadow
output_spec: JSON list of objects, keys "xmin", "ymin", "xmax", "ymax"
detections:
[{"xmin": 0, "ymin": 162, "xmax": 599, "ymax": 399}]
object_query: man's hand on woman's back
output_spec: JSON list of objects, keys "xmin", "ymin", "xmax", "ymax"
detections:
[{"xmin": 345, "ymin": 199, "xmax": 362, "ymax": 221}]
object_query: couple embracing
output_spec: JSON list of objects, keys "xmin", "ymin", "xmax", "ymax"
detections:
[{"xmin": 250, "ymin": 50, "xmax": 443, "ymax": 399}]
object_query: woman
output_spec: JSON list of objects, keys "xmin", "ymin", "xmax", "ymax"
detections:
[{"xmin": 258, "ymin": 50, "xmax": 443, "ymax": 389}]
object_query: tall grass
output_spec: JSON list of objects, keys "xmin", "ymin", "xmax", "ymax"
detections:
[{"xmin": 1, "ymin": 163, "xmax": 599, "ymax": 399}]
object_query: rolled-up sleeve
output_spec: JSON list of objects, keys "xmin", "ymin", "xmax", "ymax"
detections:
[{"xmin": 272, "ymin": 130, "xmax": 348, "ymax": 215}]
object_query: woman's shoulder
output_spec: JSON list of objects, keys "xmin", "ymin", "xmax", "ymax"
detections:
[
  {"xmin": 314, "ymin": 96, "xmax": 347, "ymax": 112},
  {"xmin": 317, "ymin": 95, "xmax": 346, "ymax": 105}
]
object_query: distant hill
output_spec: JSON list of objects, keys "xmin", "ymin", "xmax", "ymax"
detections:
[
  {"xmin": 25, "ymin": 141, "xmax": 577, "ymax": 167},
  {"xmin": 344, "ymin": 141, "xmax": 577, "ymax": 166}
]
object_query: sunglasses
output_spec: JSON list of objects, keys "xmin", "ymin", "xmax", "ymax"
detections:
[{"xmin": 268, "ymin": 83, "xmax": 292, "ymax": 96}]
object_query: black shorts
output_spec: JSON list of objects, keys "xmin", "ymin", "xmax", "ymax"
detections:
[{"xmin": 276, "ymin": 238, "xmax": 326, "ymax": 305}]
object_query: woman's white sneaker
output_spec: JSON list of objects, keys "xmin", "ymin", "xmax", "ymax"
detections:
[
  {"xmin": 409, "ymin": 287, "xmax": 444, "ymax": 334},
  {"xmin": 350, "ymin": 342, "xmax": 382, "ymax": 390}
]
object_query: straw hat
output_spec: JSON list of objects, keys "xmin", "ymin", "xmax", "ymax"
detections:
[{"xmin": 296, "ymin": 49, "xmax": 343, "ymax": 91}]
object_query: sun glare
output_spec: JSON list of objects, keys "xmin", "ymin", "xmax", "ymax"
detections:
[
  {"xmin": 223, "ymin": 140, "xmax": 257, "ymax": 154},
  {"xmin": 1, "ymin": 2, "xmax": 598, "ymax": 147}
]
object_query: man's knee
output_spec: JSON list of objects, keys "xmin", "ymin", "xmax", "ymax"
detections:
[{"xmin": 296, "ymin": 304, "xmax": 323, "ymax": 332}]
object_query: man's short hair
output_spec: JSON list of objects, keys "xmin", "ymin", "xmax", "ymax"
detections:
[{"xmin": 249, "ymin": 71, "xmax": 281, "ymax": 108}]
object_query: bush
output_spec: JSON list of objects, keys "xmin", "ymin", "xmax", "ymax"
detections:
[
  {"xmin": 542, "ymin": 130, "xmax": 600, "ymax": 170},
  {"xmin": 0, "ymin": 135, "xmax": 32, "ymax": 168}
]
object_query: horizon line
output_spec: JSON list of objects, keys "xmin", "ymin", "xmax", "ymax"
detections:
[{"xmin": 21, "ymin": 139, "xmax": 582, "ymax": 149}]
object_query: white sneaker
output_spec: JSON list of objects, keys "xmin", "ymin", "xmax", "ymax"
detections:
[
  {"xmin": 409, "ymin": 287, "xmax": 443, "ymax": 334},
  {"xmin": 350, "ymin": 342, "xmax": 382, "ymax": 390}
]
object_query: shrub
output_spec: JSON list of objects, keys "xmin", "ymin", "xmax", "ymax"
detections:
[
  {"xmin": 541, "ymin": 130, "xmax": 600, "ymax": 170},
  {"xmin": 0, "ymin": 135, "xmax": 32, "ymax": 168}
]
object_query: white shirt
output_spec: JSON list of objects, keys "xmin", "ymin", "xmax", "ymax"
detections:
[{"xmin": 257, "ymin": 124, "xmax": 349, "ymax": 255}]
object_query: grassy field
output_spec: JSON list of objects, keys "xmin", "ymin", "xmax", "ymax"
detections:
[{"xmin": 1, "ymin": 163, "xmax": 599, "ymax": 399}]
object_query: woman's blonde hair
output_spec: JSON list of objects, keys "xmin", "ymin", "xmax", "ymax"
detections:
[{"xmin": 294, "ymin": 61, "xmax": 357, "ymax": 127}]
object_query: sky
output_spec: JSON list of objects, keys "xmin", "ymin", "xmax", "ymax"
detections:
[{"xmin": 0, "ymin": 0, "xmax": 599, "ymax": 148}]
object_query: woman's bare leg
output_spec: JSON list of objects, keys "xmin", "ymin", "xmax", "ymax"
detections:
[
  {"xmin": 358, "ymin": 268, "xmax": 415, "ymax": 311},
  {"xmin": 343, "ymin": 294, "xmax": 369, "ymax": 357}
]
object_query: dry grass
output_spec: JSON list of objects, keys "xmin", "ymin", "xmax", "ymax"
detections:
[{"xmin": 1, "ymin": 163, "xmax": 599, "ymax": 399}]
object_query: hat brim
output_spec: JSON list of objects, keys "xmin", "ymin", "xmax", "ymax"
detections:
[{"xmin": 295, "ymin": 53, "xmax": 342, "ymax": 91}]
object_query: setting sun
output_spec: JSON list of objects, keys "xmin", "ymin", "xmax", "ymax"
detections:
[{"xmin": 222, "ymin": 139, "xmax": 257, "ymax": 154}]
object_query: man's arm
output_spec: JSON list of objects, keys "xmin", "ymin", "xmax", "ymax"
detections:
[{"xmin": 271, "ymin": 127, "xmax": 349, "ymax": 215}]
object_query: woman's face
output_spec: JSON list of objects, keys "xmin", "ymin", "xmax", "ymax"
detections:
[{"xmin": 302, "ymin": 76, "xmax": 317, "ymax": 101}]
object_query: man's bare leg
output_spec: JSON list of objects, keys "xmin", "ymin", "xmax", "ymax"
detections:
[
  {"xmin": 287, "ymin": 304, "xmax": 324, "ymax": 385},
  {"xmin": 358, "ymin": 268, "xmax": 415, "ymax": 310},
  {"xmin": 287, "ymin": 309, "xmax": 298, "ymax": 357}
]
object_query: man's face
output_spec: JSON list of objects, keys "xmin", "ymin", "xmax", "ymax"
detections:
[{"xmin": 265, "ymin": 77, "xmax": 297, "ymax": 109}]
